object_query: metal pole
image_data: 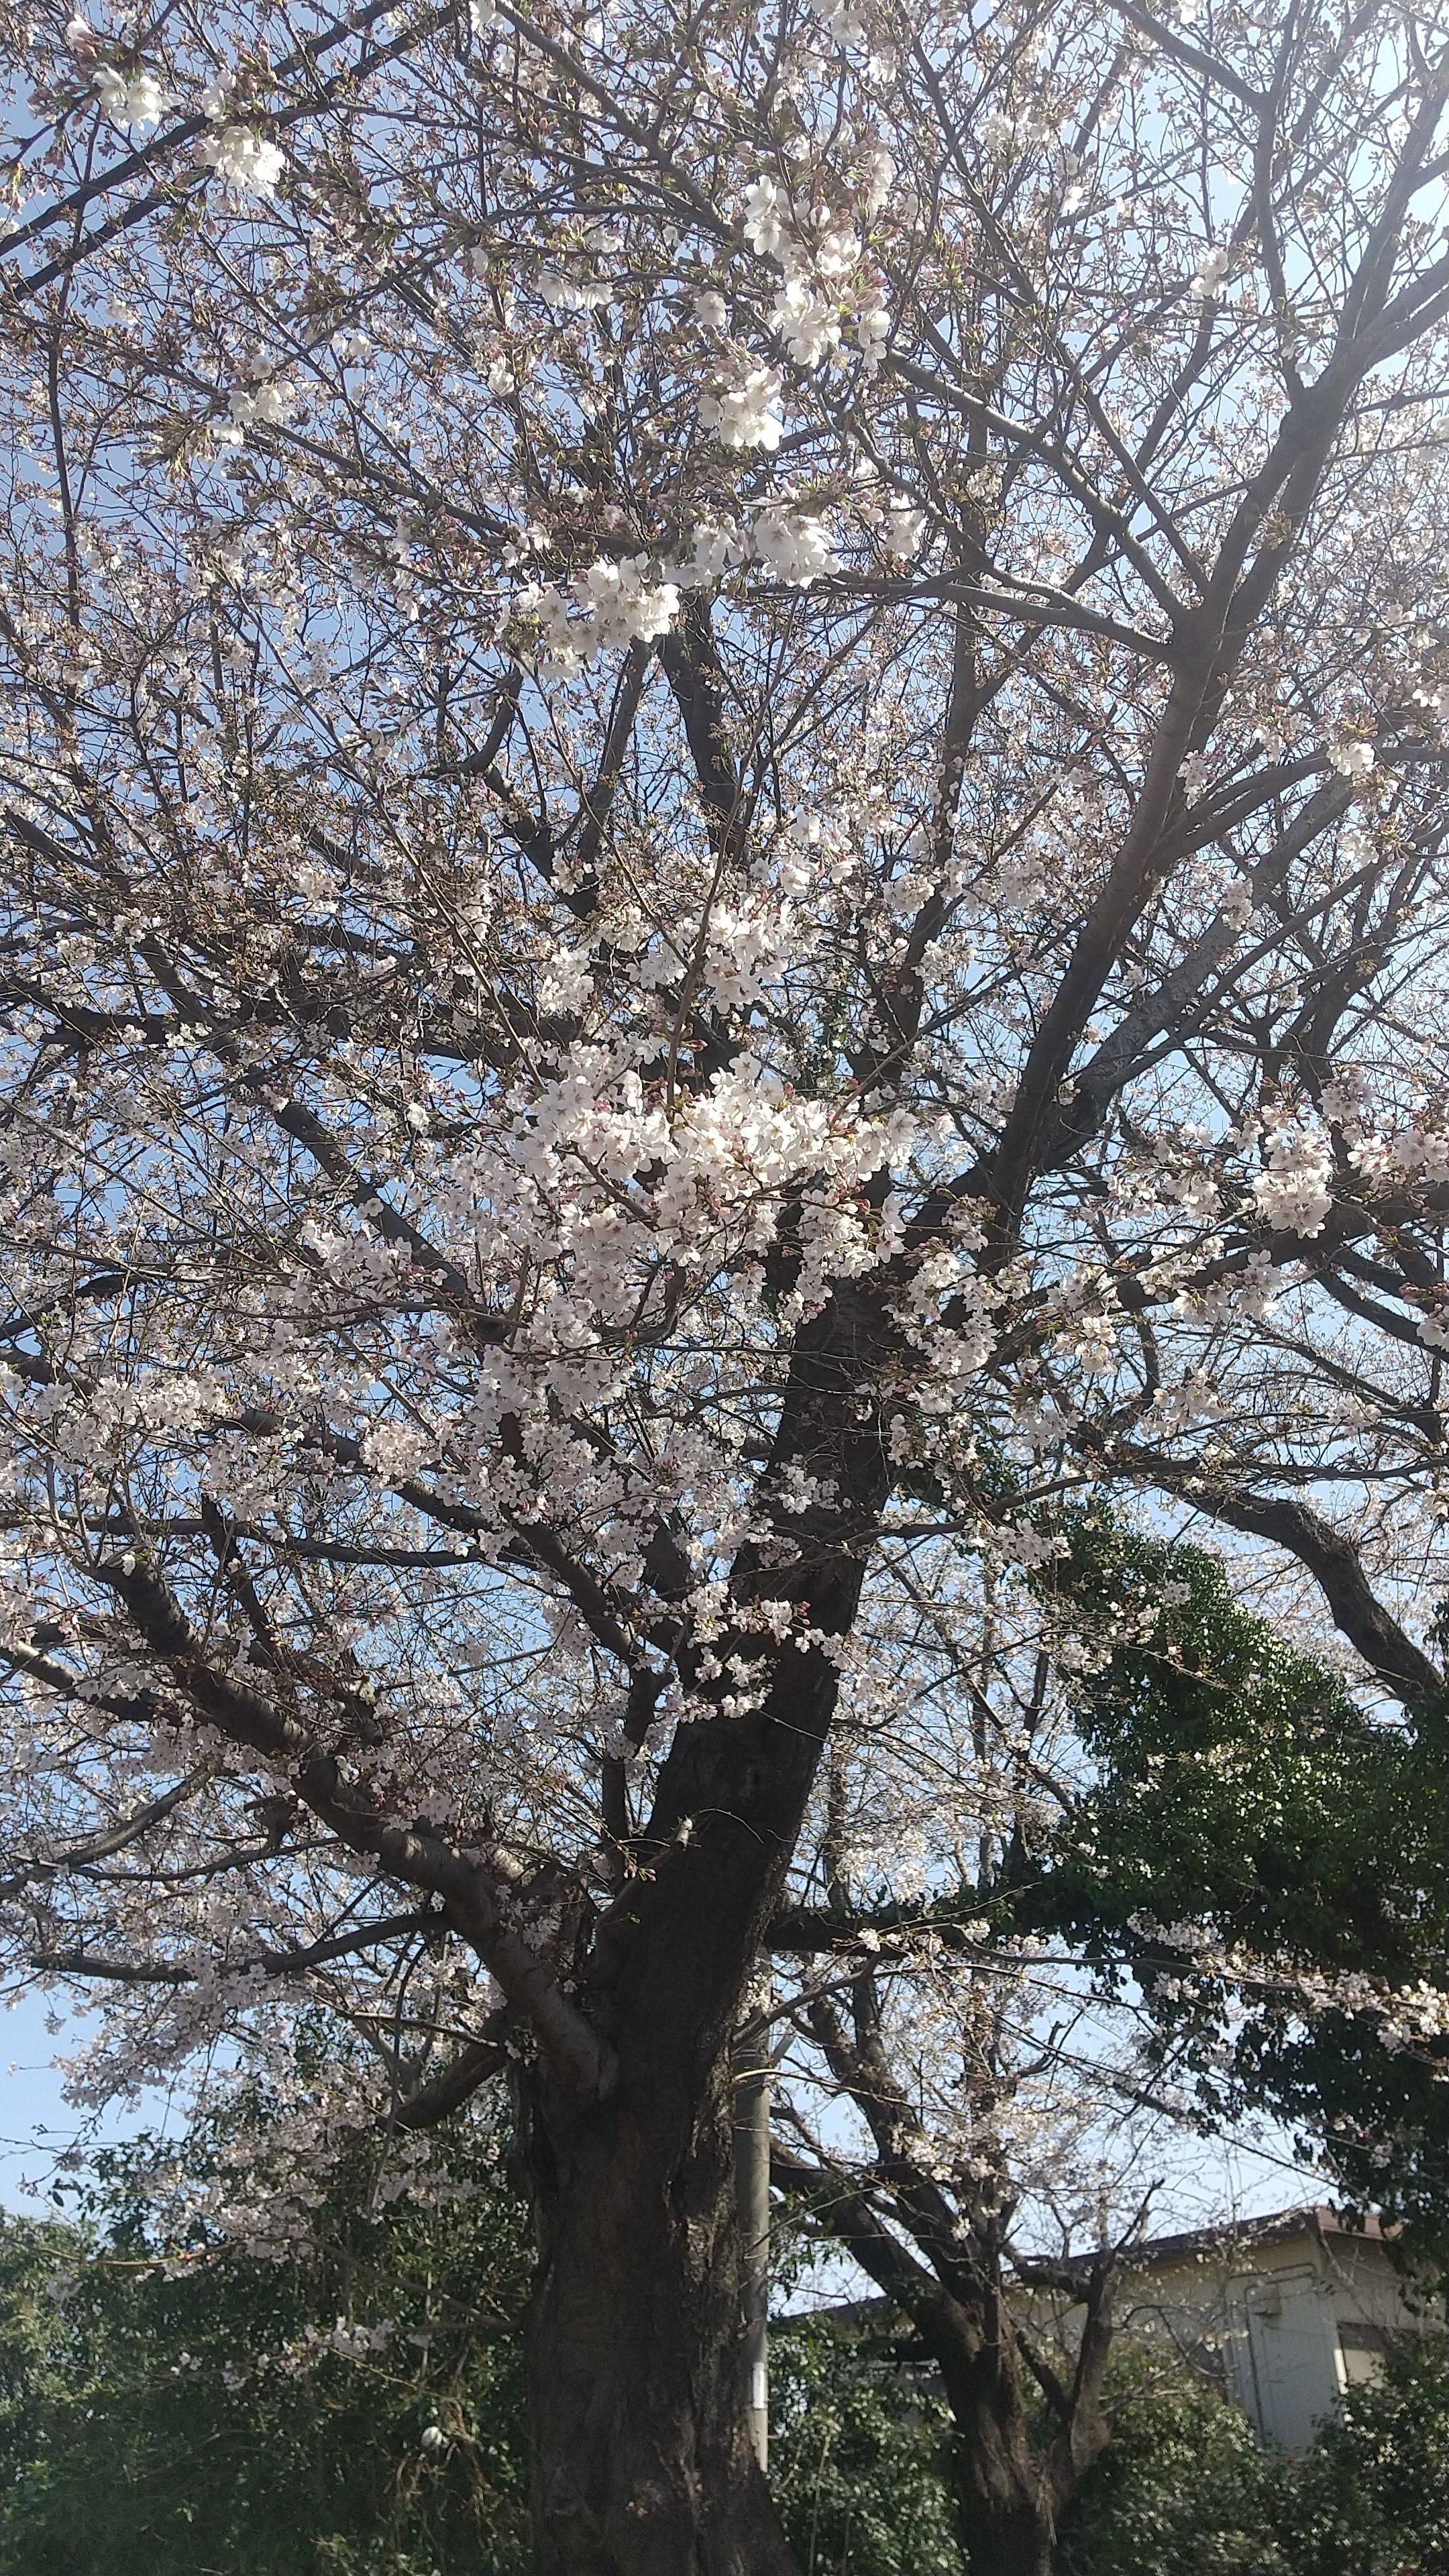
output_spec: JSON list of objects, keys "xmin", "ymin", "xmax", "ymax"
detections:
[{"xmin": 733, "ymin": 1974, "xmax": 771, "ymax": 2471}]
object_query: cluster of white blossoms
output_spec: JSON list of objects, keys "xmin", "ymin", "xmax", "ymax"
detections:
[
  {"xmin": 856, "ymin": 486, "xmax": 928, "ymax": 559},
  {"xmin": 771, "ymin": 275, "xmax": 843, "ymax": 370},
  {"xmin": 10, "ymin": 0, "xmax": 1449, "ymax": 2375},
  {"xmin": 700, "ymin": 892, "xmax": 798, "ymax": 1009},
  {"xmin": 199, "ymin": 66, "xmax": 236, "ymax": 117},
  {"xmin": 794, "ymin": 0, "xmax": 861, "ymax": 43},
  {"xmin": 852, "ymin": 289, "xmax": 891, "ymax": 372},
  {"xmin": 664, "ymin": 509, "xmax": 840, "ymax": 590},
  {"xmin": 772, "ymin": 210, "xmax": 861, "ymax": 368},
  {"xmin": 1346, "ymin": 1114, "xmax": 1449, "ymax": 1187},
  {"xmin": 861, "ymin": 146, "xmax": 894, "ymax": 214},
  {"xmin": 977, "ymin": 93, "xmax": 1059, "ymax": 162},
  {"xmin": 804, "ymin": 208, "xmax": 861, "ymax": 282},
  {"xmin": 1251, "ymin": 1122, "xmax": 1334, "ymax": 1238},
  {"xmin": 199, "ymin": 122, "xmax": 286, "ymax": 197},
  {"xmin": 298, "ymin": 2315, "xmax": 396, "ymax": 2361},
  {"xmin": 515, "ymin": 513, "xmax": 845, "ymax": 655},
  {"xmin": 521, "ymin": 557, "xmax": 681, "ymax": 669},
  {"xmin": 803, "ymin": 0, "xmax": 867, "ymax": 45},
  {"xmin": 883, "ymin": 504, "xmax": 926, "ymax": 557},
  {"xmin": 538, "ymin": 264, "xmax": 610, "ymax": 315},
  {"xmin": 669, "ymin": 521, "xmax": 741, "ymax": 587},
  {"xmin": 1189, "ymin": 241, "xmax": 1233, "ymax": 301},
  {"xmin": 888, "ymin": 1239, "xmax": 1001, "ymax": 1391},
  {"xmin": 221, "ymin": 379, "xmax": 292, "ymax": 440},
  {"xmin": 481, "ymin": 1052, "xmax": 898, "ymax": 1285},
  {"xmin": 699, "ymin": 345, "xmax": 784, "ymax": 451},
  {"xmin": 92, "ymin": 64, "xmax": 170, "ymax": 130},
  {"xmin": 737, "ymin": 177, "xmax": 857, "ymax": 278},
  {"xmin": 749, "ymin": 507, "xmax": 841, "ymax": 584},
  {"xmin": 741, "ymin": 176, "xmax": 790, "ymax": 258},
  {"xmin": 1318, "ymin": 1077, "xmax": 1449, "ymax": 1223},
  {"xmin": 736, "ymin": 175, "xmax": 890, "ymax": 378}
]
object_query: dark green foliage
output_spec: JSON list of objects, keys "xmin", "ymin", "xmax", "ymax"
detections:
[
  {"xmin": 0, "ymin": 2108, "xmax": 532, "ymax": 2576},
  {"xmin": 0, "ymin": 2125, "xmax": 974, "ymax": 2576},
  {"xmin": 1031, "ymin": 1518, "xmax": 1449, "ymax": 2244},
  {"xmin": 769, "ymin": 2313, "xmax": 964, "ymax": 2575},
  {"xmin": 1058, "ymin": 2353, "xmax": 1291, "ymax": 2576},
  {"xmin": 1040, "ymin": 1518, "xmax": 1426, "ymax": 1975},
  {"xmin": 10, "ymin": 2127, "xmax": 1449, "ymax": 2576},
  {"xmin": 0, "ymin": 2200, "xmax": 975, "ymax": 2576},
  {"xmin": 0, "ymin": 2216, "xmax": 87, "ymax": 2502},
  {"xmin": 1282, "ymin": 2334, "xmax": 1449, "ymax": 2576},
  {"xmin": 1064, "ymin": 2336, "xmax": 1449, "ymax": 2576}
]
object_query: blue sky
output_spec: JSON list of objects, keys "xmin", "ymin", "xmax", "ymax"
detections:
[{"xmin": 0, "ymin": 1990, "xmax": 183, "ymax": 2212}]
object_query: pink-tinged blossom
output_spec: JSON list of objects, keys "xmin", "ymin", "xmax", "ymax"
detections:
[
  {"xmin": 698, "ymin": 347, "xmax": 784, "ymax": 450},
  {"xmin": 1252, "ymin": 1126, "xmax": 1333, "ymax": 1238}
]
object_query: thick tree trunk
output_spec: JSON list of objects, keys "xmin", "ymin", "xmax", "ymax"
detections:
[
  {"xmin": 955, "ymin": 2493, "xmax": 1056, "ymax": 2576},
  {"xmin": 949, "ymin": 2452, "xmax": 1046, "ymax": 2576},
  {"xmin": 521, "ymin": 2049, "xmax": 800, "ymax": 2576},
  {"xmin": 943, "ymin": 2361, "xmax": 1058, "ymax": 2576},
  {"xmin": 515, "ymin": 1287, "xmax": 891, "ymax": 2571}
]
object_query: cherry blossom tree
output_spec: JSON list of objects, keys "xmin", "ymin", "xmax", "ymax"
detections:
[{"xmin": 5, "ymin": 0, "xmax": 1449, "ymax": 2565}]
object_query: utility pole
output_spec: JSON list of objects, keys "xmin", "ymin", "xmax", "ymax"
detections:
[{"xmin": 733, "ymin": 1972, "xmax": 771, "ymax": 2471}]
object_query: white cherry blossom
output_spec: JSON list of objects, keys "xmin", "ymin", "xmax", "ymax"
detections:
[
  {"xmin": 93, "ymin": 64, "xmax": 170, "ymax": 129},
  {"xmin": 200, "ymin": 123, "xmax": 285, "ymax": 196},
  {"xmin": 698, "ymin": 347, "xmax": 784, "ymax": 449}
]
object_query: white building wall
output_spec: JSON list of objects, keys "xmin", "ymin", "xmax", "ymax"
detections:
[
  {"xmin": 1113, "ymin": 2216, "xmax": 1438, "ymax": 2454},
  {"xmin": 1233, "ymin": 2264, "xmax": 1342, "ymax": 2453}
]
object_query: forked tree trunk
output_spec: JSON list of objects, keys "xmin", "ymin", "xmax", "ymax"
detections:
[
  {"xmin": 936, "ymin": 2271, "xmax": 1113, "ymax": 2576},
  {"xmin": 521, "ymin": 2048, "xmax": 800, "ymax": 2576}
]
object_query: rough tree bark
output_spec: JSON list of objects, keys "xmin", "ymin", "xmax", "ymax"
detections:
[
  {"xmin": 519, "ymin": 1729, "xmax": 799, "ymax": 2576},
  {"xmin": 521, "ymin": 2050, "xmax": 794, "ymax": 2576},
  {"xmin": 941, "ymin": 2332, "xmax": 1063, "ymax": 2576},
  {"xmin": 516, "ymin": 1291, "xmax": 891, "ymax": 2570}
]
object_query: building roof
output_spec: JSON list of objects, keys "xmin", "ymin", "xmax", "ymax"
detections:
[
  {"xmin": 1119, "ymin": 2204, "xmax": 1394, "ymax": 2272},
  {"xmin": 792, "ymin": 2205, "xmax": 1399, "ymax": 2337}
]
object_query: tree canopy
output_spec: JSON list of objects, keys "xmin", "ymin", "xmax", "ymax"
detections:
[{"xmin": 5, "ymin": 0, "xmax": 1449, "ymax": 2563}]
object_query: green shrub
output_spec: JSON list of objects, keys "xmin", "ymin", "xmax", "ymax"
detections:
[{"xmin": 770, "ymin": 2314, "xmax": 964, "ymax": 2576}]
